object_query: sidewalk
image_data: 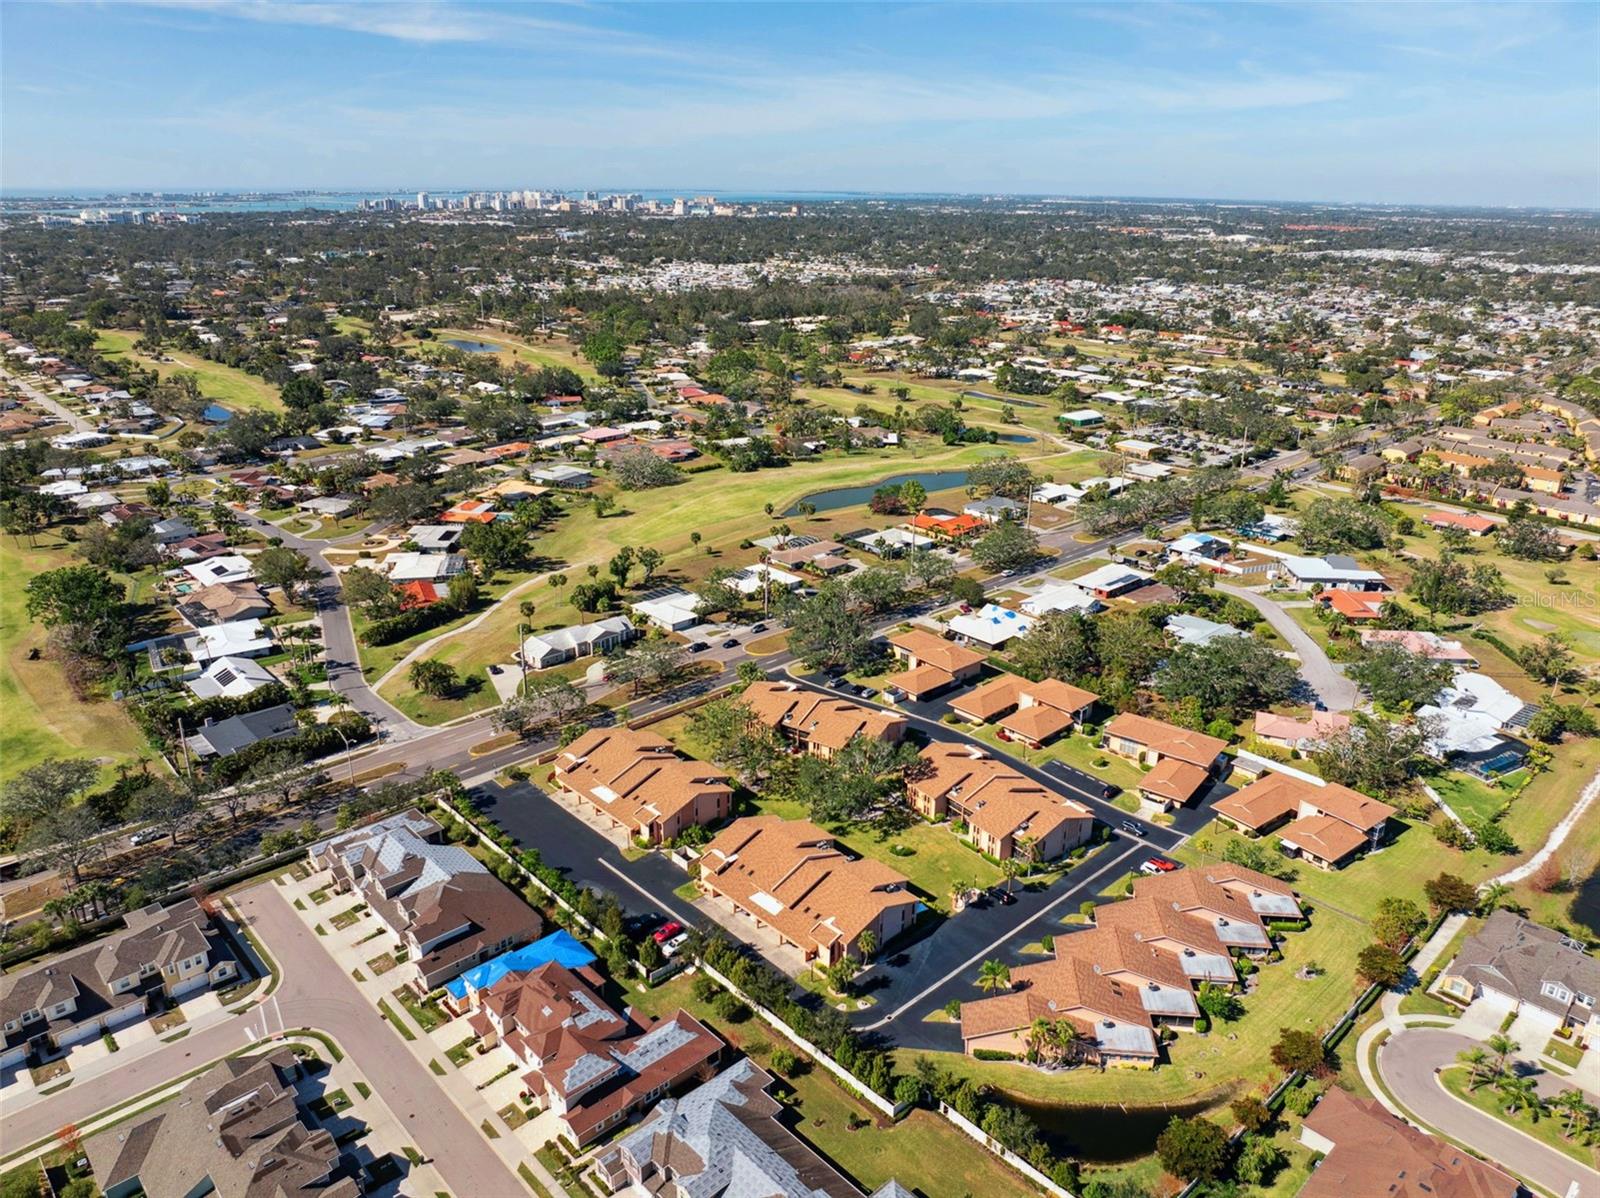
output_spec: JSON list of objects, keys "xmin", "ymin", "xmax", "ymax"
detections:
[{"xmin": 277, "ymin": 865, "xmax": 568, "ymax": 1194}]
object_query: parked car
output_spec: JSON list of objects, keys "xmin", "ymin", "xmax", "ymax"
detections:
[
  {"xmin": 688, "ymin": 641, "xmax": 708, "ymax": 652},
  {"xmin": 652, "ymin": 920, "xmax": 684, "ymax": 945},
  {"xmin": 662, "ymin": 932, "xmax": 690, "ymax": 959},
  {"xmin": 1119, "ymin": 820, "xmax": 1148, "ymax": 838},
  {"xmin": 996, "ymin": 888, "xmax": 1018, "ymax": 905},
  {"xmin": 130, "ymin": 829, "xmax": 164, "ymax": 846},
  {"xmin": 721, "ymin": 638, "xmax": 740, "ymax": 650},
  {"xmin": 1139, "ymin": 857, "xmax": 1179, "ymax": 875}
]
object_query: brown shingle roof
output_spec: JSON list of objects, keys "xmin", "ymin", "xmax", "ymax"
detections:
[
  {"xmin": 888, "ymin": 629, "xmax": 984, "ymax": 674},
  {"xmin": 555, "ymin": 726, "xmax": 733, "ymax": 833},
  {"xmin": 739, "ymin": 681, "xmax": 905, "ymax": 751},
  {"xmin": 1299, "ymin": 1087, "xmax": 1517, "ymax": 1198}
]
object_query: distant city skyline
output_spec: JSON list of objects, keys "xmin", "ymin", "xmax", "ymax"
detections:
[{"xmin": 3, "ymin": 1, "xmax": 1597, "ymax": 208}]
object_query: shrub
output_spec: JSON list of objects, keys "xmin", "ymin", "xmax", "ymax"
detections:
[
  {"xmin": 973, "ymin": 1048, "xmax": 1018, "ymax": 1062},
  {"xmin": 769, "ymin": 1048, "xmax": 799, "ymax": 1076}
]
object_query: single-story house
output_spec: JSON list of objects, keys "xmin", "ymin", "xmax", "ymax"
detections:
[{"xmin": 522, "ymin": 616, "xmax": 636, "ymax": 669}]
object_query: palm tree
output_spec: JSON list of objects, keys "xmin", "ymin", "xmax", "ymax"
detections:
[
  {"xmin": 1457, "ymin": 1046, "xmax": 1491, "ymax": 1090},
  {"xmin": 976, "ymin": 959, "xmax": 1012, "ymax": 994},
  {"xmin": 1496, "ymin": 1075, "xmax": 1543, "ymax": 1121},
  {"xmin": 517, "ymin": 622, "xmax": 532, "ymax": 685},
  {"xmin": 855, "ymin": 929, "xmax": 877, "ymax": 964},
  {"xmin": 1477, "ymin": 881, "xmax": 1511, "ymax": 916},
  {"xmin": 1550, "ymin": 1088, "xmax": 1594, "ymax": 1140},
  {"xmin": 1486, "ymin": 1033, "xmax": 1520, "ymax": 1078},
  {"xmin": 826, "ymin": 955, "xmax": 860, "ymax": 996},
  {"xmin": 1000, "ymin": 856, "xmax": 1022, "ymax": 897},
  {"xmin": 1024, "ymin": 1017, "xmax": 1052, "ymax": 1064}
]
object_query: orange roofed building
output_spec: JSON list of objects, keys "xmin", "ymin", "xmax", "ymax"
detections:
[
  {"xmin": 552, "ymin": 727, "xmax": 733, "ymax": 846},
  {"xmin": 883, "ymin": 629, "xmax": 984, "ymax": 700},
  {"xmin": 1102, "ymin": 713, "xmax": 1229, "ymax": 809},
  {"xmin": 466, "ymin": 959, "xmax": 723, "ymax": 1147},
  {"xmin": 1212, "ymin": 771, "xmax": 1395, "ymax": 869},
  {"xmin": 908, "ymin": 742, "xmax": 1094, "ymax": 862},
  {"xmin": 948, "ymin": 674, "xmax": 1099, "ymax": 748},
  {"xmin": 696, "ymin": 816, "xmax": 917, "ymax": 967},
  {"xmin": 738, "ymin": 680, "xmax": 906, "ymax": 757}
]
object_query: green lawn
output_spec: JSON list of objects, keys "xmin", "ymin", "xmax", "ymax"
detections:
[
  {"xmin": 903, "ymin": 879, "xmax": 1366, "ymax": 1108},
  {"xmin": 627, "ymin": 975, "xmax": 1030, "ymax": 1198},
  {"xmin": 0, "ymin": 532, "xmax": 151, "ymax": 785},
  {"xmin": 963, "ymin": 721, "xmax": 1146, "ymax": 798},
  {"xmin": 95, "ymin": 328, "xmax": 285, "ymax": 415},
  {"xmin": 1439, "ymin": 1065, "xmax": 1600, "ymax": 1170},
  {"xmin": 1430, "ymin": 772, "xmax": 1510, "ymax": 825}
]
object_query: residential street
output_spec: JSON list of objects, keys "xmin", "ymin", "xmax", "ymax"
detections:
[
  {"xmin": 4, "ymin": 882, "xmax": 528, "ymax": 1198},
  {"xmin": 1216, "ymin": 582, "xmax": 1358, "ymax": 711},
  {"xmin": 1377, "ymin": 1025, "xmax": 1600, "ymax": 1198},
  {"xmin": 0, "ymin": 367, "xmax": 92, "ymax": 432}
]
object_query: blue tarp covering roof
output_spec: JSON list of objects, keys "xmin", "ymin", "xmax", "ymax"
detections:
[{"xmin": 444, "ymin": 929, "xmax": 596, "ymax": 1001}]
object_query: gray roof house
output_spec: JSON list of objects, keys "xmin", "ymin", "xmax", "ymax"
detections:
[
  {"xmin": 1438, "ymin": 911, "xmax": 1600, "ymax": 1045},
  {"xmin": 185, "ymin": 703, "xmax": 300, "ymax": 758},
  {"xmin": 1, "ymin": 900, "xmax": 238, "ymax": 1068},
  {"xmin": 308, "ymin": 810, "xmax": 543, "ymax": 990},
  {"xmin": 407, "ymin": 523, "xmax": 462, "ymax": 552},
  {"xmin": 85, "ymin": 1047, "xmax": 358, "ymax": 1198},
  {"xmin": 598, "ymin": 1058, "xmax": 912, "ymax": 1198}
]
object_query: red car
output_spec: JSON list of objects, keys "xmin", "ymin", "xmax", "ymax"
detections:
[
  {"xmin": 652, "ymin": 920, "xmax": 684, "ymax": 945},
  {"xmin": 1140, "ymin": 857, "xmax": 1179, "ymax": 875}
]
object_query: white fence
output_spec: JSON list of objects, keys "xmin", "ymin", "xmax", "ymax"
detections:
[
  {"xmin": 699, "ymin": 961, "xmax": 903, "ymax": 1119},
  {"xmin": 938, "ymin": 1102, "xmax": 1075, "ymax": 1198}
]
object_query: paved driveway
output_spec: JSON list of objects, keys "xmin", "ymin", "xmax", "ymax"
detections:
[
  {"xmin": 1216, "ymin": 583, "xmax": 1358, "ymax": 711},
  {"xmin": 6, "ymin": 883, "xmax": 526, "ymax": 1197},
  {"xmin": 1455, "ymin": 991, "xmax": 1518, "ymax": 1041},
  {"xmin": 1380, "ymin": 1026, "xmax": 1600, "ymax": 1198}
]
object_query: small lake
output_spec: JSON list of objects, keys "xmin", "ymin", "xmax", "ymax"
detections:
[
  {"xmin": 783, "ymin": 469, "xmax": 971, "ymax": 515},
  {"xmin": 995, "ymin": 432, "xmax": 1036, "ymax": 443},
  {"xmin": 1006, "ymin": 1091, "xmax": 1225, "ymax": 1163},
  {"xmin": 444, "ymin": 338, "xmax": 503, "ymax": 354},
  {"xmin": 201, "ymin": 403, "xmax": 232, "ymax": 424}
]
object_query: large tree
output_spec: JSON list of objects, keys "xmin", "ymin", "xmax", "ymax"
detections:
[
  {"xmin": 1010, "ymin": 610, "xmax": 1099, "ymax": 684},
  {"xmin": 1155, "ymin": 1117, "xmax": 1230, "ymax": 1182},
  {"xmin": 1155, "ymin": 636, "xmax": 1298, "ymax": 720},
  {"xmin": 1346, "ymin": 643, "xmax": 1453, "ymax": 711},
  {"xmin": 970, "ymin": 520, "xmax": 1040, "ymax": 572},
  {"xmin": 25, "ymin": 565, "xmax": 124, "ymax": 635},
  {"xmin": 786, "ymin": 585, "xmax": 878, "ymax": 672}
]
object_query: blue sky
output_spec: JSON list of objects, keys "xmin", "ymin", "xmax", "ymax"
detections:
[{"xmin": 3, "ymin": 1, "xmax": 1597, "ymax": 206}]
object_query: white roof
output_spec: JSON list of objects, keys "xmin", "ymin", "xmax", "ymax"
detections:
[
  {"xmin": 1073, "ymin": 563, "xmax": 1149, "ymax": 592},
  {"xmin": 947, "ymin": 604, "xmax": 1033, "ymax": 647},
  {"xmin": 1020, "ymin": 582, "xmax": 1102, "ymax": 616},
  {"xmin": 181, "ymin": 619, "xmax": 272, "ymax": 663},
  {"xmin": 732, "ymin": 564, "xmax": 803, "ymax": 594},
  {"xmin": 523, "ymin": 616, "xmax": 634, "ymax": 660},
  {"xmin": 1279, "ymin": 554, "xmax": 1386, "ymax": 583},
  {"xmin": 632, "ymin": 590, "xmax": 702, "ymax": 628},
  {"xmin": 1418, "ymin": 671, "xmax": 1528, "ymax": 756},
  {"xmin": 385, "ymin": 551, "xmax": 465, "ymax": 582},
  {"xmin": 184, "ymin": 554, "xmax": 255, "ymax": 586},
  {"xmin": 185, "ymin": 655, "xmax": 276, "ymax": 699},
  {"xmin": 1165, "ymin": 613, "xmax": 1247, "ymax": 647}
]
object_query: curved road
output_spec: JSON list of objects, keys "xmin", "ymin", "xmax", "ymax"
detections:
[
  {"xmin": 4, "ymin": 882, "xmax": 526, "ymax": 1196},
  {"xmin": 1216, "ymin": 582, "xmax": 1358, "ymax": 711},
  {"xmin": 1379, "ymin": 1026, "xmax": 1600, "ymax": 1198},
  {"xmin": 237, "ymin": 512, "xmax": 424, "ymax": 740}
]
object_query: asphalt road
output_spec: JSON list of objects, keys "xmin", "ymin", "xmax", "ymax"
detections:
[
  {"xmin": 5, "ymin": 882, "xmax": 526, "ymax": 1196},
  {"xmin": 1216, "ymin": 583, "xmax": 1359, "ymax": 712},
  {"xmin": 1379, "ymin": 1026, "xmax": 1600, "ymax": 1198}
]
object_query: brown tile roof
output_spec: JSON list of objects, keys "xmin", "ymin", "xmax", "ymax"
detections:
[
  {"xmin": 1279, "ymin": 814, "xmax": 1368, "ymax": 864},
  {"xmin": 555, "ymin": 726, "xmax": 733, "ymax": 834},
  {"xmin": 999, "ymin": 703, "xmax": 1074, "ymax": 743},
  {"xmin": 698, "ymin": 816, "xmax": 913, "ymax": 956},
  {"xmin": 1054, "ymin": 925, "xmax": 1194, "ymax": 992},
  {"xmin": 959, "ymin": 955, "xmax": 1156, "ymax": 1048},
  {"xmin": 1136, "ymin": 757, "xmax": 1211, "ymax": 804},
  {"xmin": 913, "ymin": 743, "xmax": 1092, "ymax": 849},
  {"xmin": 1299, "ymin": 1087, "xmax": 1518, "ymax": 1198},
  {"xmin": 880, "ymin": 662, "xmax": 955, "ymax": 698},
  {"xmin": 950, "ymin": 674, "xmax": 1099, "ymax": 723},
  {"xmin": 1214, "ymin": 771, "xmax": 1394, "ymax": 834},
  {"xmin": 1104, "ymin": 713, "xmax": 1227, "ymax": 767},
  {"xmin": 888, "ymin": 629, "xmax": 984, "ymax": 674},
  {"xmin": 738, "ymin": 681, "xmax": 905, "ymax": 752}
]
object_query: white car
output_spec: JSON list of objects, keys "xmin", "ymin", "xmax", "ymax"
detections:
[{"xmin": 662, "ymin": 932, "xmax": 690, "ymax": 959}]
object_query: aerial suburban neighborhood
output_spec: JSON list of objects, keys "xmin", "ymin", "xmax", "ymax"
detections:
[{"xmin": 1, "ymin": 4, "xmax": 1598, "ymax": 1198}]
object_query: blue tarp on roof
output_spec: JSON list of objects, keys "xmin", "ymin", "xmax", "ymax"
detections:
[{"xmin": 444, "ymin": 929, "xmax": 596, "ymax": 1001}]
